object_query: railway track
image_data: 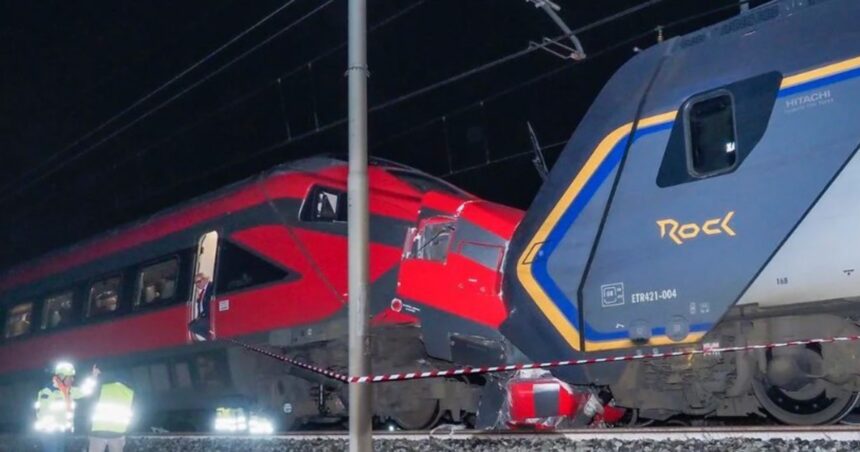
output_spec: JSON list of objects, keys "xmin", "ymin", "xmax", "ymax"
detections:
[
  {"xmin": 114, "ymin": 425, "xmax": 860, "ymax": 441},
  {"xmin": 4, "ymin": 426, "xmax": 860, "ymax": 451}
]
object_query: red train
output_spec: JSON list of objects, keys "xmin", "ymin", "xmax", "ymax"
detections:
[{"xmin": 0, "ymin": 156, "xmax": 523, "ymax": 431}]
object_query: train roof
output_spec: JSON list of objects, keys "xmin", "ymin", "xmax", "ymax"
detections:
[
  {"xmin": 658, "ymin": 0, "xmax": 830, "ymax": 57},
  {"xmin": 0, "ymin": 155, "xmax": 451, "ymax": 289}
]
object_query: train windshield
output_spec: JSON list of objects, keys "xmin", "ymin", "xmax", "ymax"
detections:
[{"xmin": 409, "ymin": 218, "xmax": 456, "ymax": 262}]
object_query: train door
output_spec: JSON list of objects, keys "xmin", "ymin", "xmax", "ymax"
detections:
[{"xmin": 189, "ymin": 231, "xmax": 218, "ymax": 342}]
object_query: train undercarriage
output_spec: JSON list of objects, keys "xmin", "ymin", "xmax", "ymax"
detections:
[
  {"xmin": 610, "ymin": 304, "xmax": 860, "ymax": 425},
  {"xmin": 232, "ymin": 306, "xmax": 860, "ymax": 430},
  {"xmin": 232, "ymin": 322, "xmax": 484, "ymax": 431}
]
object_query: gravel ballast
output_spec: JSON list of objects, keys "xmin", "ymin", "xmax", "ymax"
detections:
[{"xmin": 2, "ymin": 435, "xmax": 860, "ymax": 452}]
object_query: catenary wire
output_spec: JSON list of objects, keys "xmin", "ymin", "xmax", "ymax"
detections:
[
  {"xmin": 0, "ymin": 0, "xmax": 659, "ymax": 206},
  {"xmin": 109, "ymin": 27, "xmax": 660, "ymax": 208},
  {"xmin": 0, "ymin": 0, "xmax": 297, "ymax": 197},
  {"xmin": 0, "ymin": 0, "xmax": 325, "ymax": 204},
  {"xmin": 14, "ymin": 0, "xmax": 240, "ymax": 125},
  {"xmin": 0, "ymin": 0, "xmax": 429, "ymax": 228},
  {"xmin": 90, "ymin": 0, "xmax": 747, "ymax": 208},
  {"xmin": 117, "ymin": 0, "xmax": 758, "ymax": 204},
  {"xmin": 5, "ymin": 0, "xmax": 752, "ymax": 215},
  {"xmin": 102, "ymin": 0, "xmax": 429, "ymax": 176}
]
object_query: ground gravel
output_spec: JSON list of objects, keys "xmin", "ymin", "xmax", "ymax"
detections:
[{"xmin": 2, "ymin": 436, "xmax": 859, "ymax": 451}]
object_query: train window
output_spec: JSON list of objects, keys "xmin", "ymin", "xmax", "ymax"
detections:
[
  {"xmin": 459, "ymin": 242, "xmax": 504, "ymax": 271},
  {"xmin": 216, "ymin": 240, "xmax": 287, "ymax": 293},
  {"xmin": 41, "ymin": 291, "xmax": 75, "ymax": 330},
  {"xmin": 684, "ymin": 91, "xmax": 738, "ymax": 177},
  {"xmin": 401, "ymin": 227, "xmax": 418, "ymax": 259},
  {"xmin": 410, "ymin": 220, "xmax": 455, "ymax": 262},
  {"xmin": 301, "ymin": 186, "xmax": 347, "ymax": 222},
  {"xmin": 657, "ymin": 72, "xmax": 780, "ymax": 187},
  {"xmin": 87, "ymin": 276, "xmax": 122, "ymax": 317},
  {"xmin": 135, "ymin": 258, "xmax": 180, "ymax": 308},
  {"xmin": 3, "ymin": 302, "xmax": 33, "ymax": 338}
]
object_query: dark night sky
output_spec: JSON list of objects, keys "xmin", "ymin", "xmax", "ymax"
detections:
[{"xmin": 0, "ymin": 0, "xmax": 765, "ymax": 272}]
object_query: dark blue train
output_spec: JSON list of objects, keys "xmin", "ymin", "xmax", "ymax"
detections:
[{"xmin": 502, "ymin": 0, "xmax": 860, "ymax": 425}]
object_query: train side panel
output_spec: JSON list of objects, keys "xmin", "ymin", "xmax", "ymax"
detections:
[{"xmin": 580, "ymin": 1, "xmax": 860, "ymax": 361}]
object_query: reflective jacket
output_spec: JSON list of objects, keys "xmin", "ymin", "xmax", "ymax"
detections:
[
  {"xmin": 34, "ymin": 377, "xmax": 97, "ymax": 433},
  {"xmin": 91, "ymin": 382, "xmax": 134, "ymax": 436}
]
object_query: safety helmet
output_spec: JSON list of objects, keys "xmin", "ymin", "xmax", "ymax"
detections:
[{"xmin": 54, "ymin": 361, "xmax": 76, "ymax": 377}]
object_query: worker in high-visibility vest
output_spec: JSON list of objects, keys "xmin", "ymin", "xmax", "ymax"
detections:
[
  {"xmin": 34, "ymin": 361, "xmax": 99, "ymax": 452},
  {"xmin": 88, "ymin": 380, "xmax": 134, "ymax": 452}
]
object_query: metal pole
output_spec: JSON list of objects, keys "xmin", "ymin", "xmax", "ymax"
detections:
[{"xmin": 347, "ymin": 0, "xmax": 372, "ymax": 450}]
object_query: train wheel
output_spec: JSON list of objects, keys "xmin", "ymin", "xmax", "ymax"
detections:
[
  {"xmin": 753, "ymin": 346, "xmax": 860, "ymax": 425},
  {"xmin": 390, "ymin": 399, "xmax": 442, "ymax": 431},
  {"xmin": 838, "ymin": 400, "xmax": 860, "ymax": 425},
  {"xmin": 374, "ymin": 375, "xmax": 445, "ymax": 431},
  {"xmin": 752, "ymin": 376, "xmax": 859, "ymax": 425}
]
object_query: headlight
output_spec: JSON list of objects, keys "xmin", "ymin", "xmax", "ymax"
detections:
[{"xmin": 248, "ymin": 416, "xmax": 275, "ymax": 435}]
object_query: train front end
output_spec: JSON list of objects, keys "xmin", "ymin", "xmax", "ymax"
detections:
[{"xmin": 390, "ymin": 189, "xmax": 524, "ymax": 366}]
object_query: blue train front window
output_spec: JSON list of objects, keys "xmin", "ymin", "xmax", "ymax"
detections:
[{"xmin": 685, "ymin": 91, "xmax": 738, "ymax": 177}]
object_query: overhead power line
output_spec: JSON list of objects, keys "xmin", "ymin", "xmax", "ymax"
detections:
[
  {"xmin": 111, "ymin": 0, "xmax": 760, "ymax": 207},
  {"xmin": 4, "ymin": 0, "xmax": 754, "ymax": 212},
  {"xmin": 99, "ymin": 0, "xmax": 428, "ymax": 180},
  {"xmin": 2, "ymin": 0, "xmax": 656, "ymax": 208},
  {"xmin": 17, "ymin": 0, "xmax": 240, "ymax": 123},
  {"xmin": 0, "ymin": 0, "xmax": 301, "ymax": 199},
  {"xmin": 106, "ymin": 26, "xmax": 661, "ymax": 208},
  {"xmin": 0, "ymin": 0, "xmax": 429, "ymax": 227}
]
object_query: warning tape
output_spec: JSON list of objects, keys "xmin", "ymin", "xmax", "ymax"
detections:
[
  {"xmin": 230, "ymin": 334, "xmax": 860, "ymax": 384},
  {"xmin": 228, "ymin": 338, "xmax": 350, "ymax": 382}
]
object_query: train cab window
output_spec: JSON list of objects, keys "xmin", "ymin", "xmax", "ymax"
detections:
[
  {"xmin": 135, "ymin": 258, "xmax": 180, "ymax": 308},
  {"xmin": 216, "ymin": 240, "xmax": 287, "ymax": 292},
  {"xmin": 301, "ymin": 186, "xmax": 347, "ymax": 222},
  {"xmin": 409, "ymin": 219, "xmax": 455, "ymax": 262},
  {"xmin": 685, "ymin": 91, "xmax": 738, "ymax": 177},
  {"xmin": 41, "ymin": 291, "xmax": 75, "ymax": 330},
  {"xmin": 87, "ymin": 276, "xmax": 122, "ymax": 317},
  {"xmin": 3, "ymin": 302, "xmax": 33, "ymax": 338}
]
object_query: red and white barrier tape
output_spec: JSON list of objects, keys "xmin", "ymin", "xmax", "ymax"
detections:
[
  {"xmin": 227, "ymin": 338, "xmax": 350, "ymax": 382},
  {"xmin": 230, "ymin": 334, "xmax": 860, "ymax": 384}
]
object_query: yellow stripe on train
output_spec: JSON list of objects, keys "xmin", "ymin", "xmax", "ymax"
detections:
[{"xmin": 516, "ymin": 54, "xmax": 860, "ymax": 353}]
